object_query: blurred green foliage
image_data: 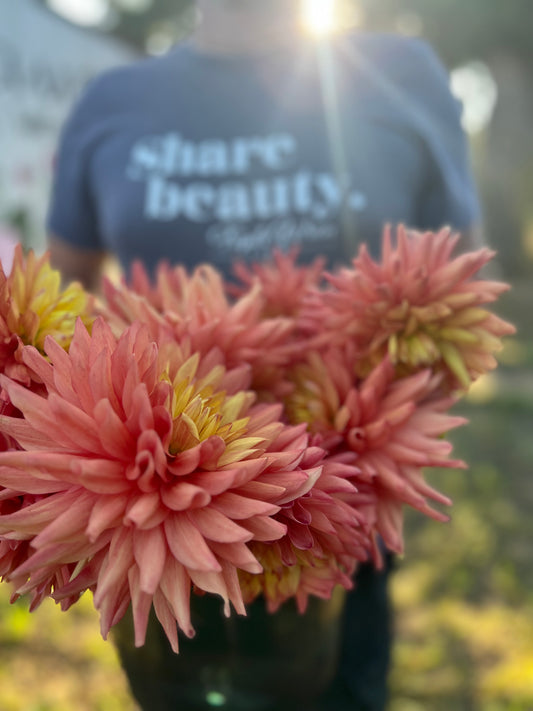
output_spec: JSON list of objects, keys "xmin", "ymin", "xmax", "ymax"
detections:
[
  {"xmin": 0, "ymin": 590, "xmax": 137, "ymax": 711},
  {"xmin": 389, "ymin": 296, "xmax": 533, "ymax": 710}
]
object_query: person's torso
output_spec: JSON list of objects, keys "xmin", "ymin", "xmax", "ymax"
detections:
[{"xmin": 86, "ymin": 35, "xmax": 428, "ymax": 277}]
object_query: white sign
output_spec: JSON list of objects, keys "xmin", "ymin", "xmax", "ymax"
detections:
[{"xmin": 0, "ymin": 0, "xmax": 137, "ymax": 250}]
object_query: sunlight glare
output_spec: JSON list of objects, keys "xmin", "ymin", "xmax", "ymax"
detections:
[
  {"xmin": 450, "ymin": 61, "xmax": 498, "ymax": 135},
  {"xmin": 46, "ymin": 0, "xmax": 110, "ymax": 26},
  {"xmin": 302, "ymin": 0, "xmax": 337, "ymax": 37}
]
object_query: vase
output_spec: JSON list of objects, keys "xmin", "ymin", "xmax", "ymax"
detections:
[{"xmin": 113, "ymin": 587, "xmax": 346, "ymax": 711}]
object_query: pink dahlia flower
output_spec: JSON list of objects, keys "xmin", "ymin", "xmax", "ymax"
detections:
[
  {"xmin": 300, "ymin": 226, "xmax": 515, "ymax": 391},
  {"xmin": 0, "ymin": 245, "xmax": 93, "ymax": 386},
  {"xmin": 239, "ymin": 451, "xmax": 371, "ymax": 613},
  {"xmin": 102, "ymin": 261, "xmax": 295, "ymax": 398},
  {"xmin": 284, "ymin": 347, "xmax": 467, "ymax": 554},
  {"xmin": 0, "ymin": 318, "xmax": 344, "ymax": 652},
  {"xmin": 229, "ymin": 248, "xmax": 326, "ymax": 318}
]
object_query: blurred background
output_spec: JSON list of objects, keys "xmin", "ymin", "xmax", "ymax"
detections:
[{"xmin": 0, "ymin": 1, "xmax": 531, "ymax": 709}]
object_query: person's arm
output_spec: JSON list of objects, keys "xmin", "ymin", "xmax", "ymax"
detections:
[
  {"xmin": 47, "ymin": 76, "xmax": 110, "ymax": 290},
  {"xmin": 48, "ymin": 235, "xmax": 107, "ymax": 292}
]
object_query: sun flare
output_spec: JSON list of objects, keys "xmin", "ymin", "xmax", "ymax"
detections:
[{"xmin": 302, "ymin": 0, "xmax": 337, "ymax": 37}]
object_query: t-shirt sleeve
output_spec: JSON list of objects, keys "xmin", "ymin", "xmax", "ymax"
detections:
[
  {"xmin": 46, "ymin": 78, "xmax": 105, "ymax": 251},
  {"xmin": 402, "ymin": 39, "xmax": 482, "ymax": 231}
]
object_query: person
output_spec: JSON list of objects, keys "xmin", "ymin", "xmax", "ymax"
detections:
[{"xmin": 46, "ymin": 1, "xmax": 482, "ymax": 708}]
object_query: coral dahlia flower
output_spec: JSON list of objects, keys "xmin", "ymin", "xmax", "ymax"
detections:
[
  {"xmin": 284, "ymin": 348, "xmax": 467, "ymax": 554},
  {"xmin": 229, "ymin": 248, "xmax": 326, "ymax": 318},
  {"xmin": 102, "ymin": 261, "xmax": 295, "ymax": 398},
  {"xmin": 0, "ymin": 318, "xmax": 341, "ymax": 652},
  {"xmin": 300, "ymin": 226, "xmax": 515, "ymax": 391},
  {"xmin": 0, "ymin": 245, "xmax": 93, "ymax": 385},
  {"xmin": 239, "ymin": 452, "xmax": 370, "ymax": 613}
]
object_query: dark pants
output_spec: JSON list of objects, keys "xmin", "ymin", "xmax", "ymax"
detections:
[{"xmin": 316, "ymin": 555, "xmax": 394, "ymax": 711}]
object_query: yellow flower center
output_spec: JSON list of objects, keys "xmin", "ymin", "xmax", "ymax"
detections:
[
  {"xmin": 9, "ymin": 252, "xmax": 92, "ymax": 351},
  {"xmin": 166, "ymin": 355, "xmax": 263, "ymax": 465}
]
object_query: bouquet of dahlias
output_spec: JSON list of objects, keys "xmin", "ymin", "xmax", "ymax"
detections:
[{"xmin": 0, "ymin": 226, "xmax": 514, "ymax": 654}]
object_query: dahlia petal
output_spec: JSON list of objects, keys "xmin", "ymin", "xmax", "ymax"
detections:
[
  {"xmin": 237, "ymin": 480, "xmax": 286, "ymax": 501},
  {"xmin": 86, "ymin": 318, "xmax": 118, "ymax": 362},
  {"xmin": 0, "ymin": 448, "xmax": 75, "ymax": 481},
  {"xmin": 262, "ymin": 448, "xmax": 306, "ymax": 471},
  {"xmin": 187, "ymin": 508, "xmax": 253, "ymax": 544},
  {"xmin": 161, "ymin": 482, "xmax": 211, "ymax": 511},
  {"xmin": 0, "ymin": 403, "xmax": 61, "ymax": 452},
  {"xmin": 136, "ymin": 429, "xmax": 168, "ymax": 479},
  {"xmin": 220, "ymin": 559, "xmax": 246, "ymax": 615},
  {"xmin": 286, "ymin": 520, "xmax": 316, "ymax": 549},
  {"xmin": 21, "ymin": 345, "xmax": 55, "ymax": 391},
  {"xmin": 128, "ymin": 565, "xmax": 154, "ymax": 648},
  {"xmin": 133, "ymin": 526, "xmax": 167, "ymax": 595},
  {"xmin": 125, "ymin": 492, "xmax": 164, "ymax": 529},
  {"xmin": 288, "ymin": 500, "xmax": 313, "ymax": 525},
  {"xmin": 153, "ymin": 590, "xmax": 180, "ymax": 653},
  {"xmin": 275, "ymin": 466, "xmax": 322, "ymax": 505},
  {"xmin": 308, "ymin": 509, "xmax": 338, "ymax": 535},
  {"xmin": 188, "ymin": 569, "xmax": 232, "ymax": 618},
  {"xmin": 270, "ymin": 423, "xmax": 309, "ymax": 451},
  {"xmin": 72, "ymin": 459, "xmax": 131, "ymax": 494},
  {"xmin": 46, "ymin": 394, "xmax": 105, "ymax": 454},
  {"xmin": 196, "ymin": 435, "xmax": 227, "ymax": 469},
  {"xmin": 209, "ymin": 540, "xmax": 263, "ymax": 574},
  {"xmin": 93, "ymin": 399, "xmax": 136, "ymax": 459},
  {"xmin": 94, "ymin": 528, "xmax": 134, "ymax": 608},
  {"xmin": 164, "ymin": 514, "xmax": 221, "ymax": 572},
  {"xmin": 0, "ymin": 489, "xmax": 82, "ymax": 536},
  {"xmin": 98, "ymin": 578, "xmax": 131, "ymax": 640},
  {"xmin": 300, "ymin": 445, "xmax": 332, "ymax": 468},
  {"xmin": 220, "ymin": 364, "xmax": 253, "ymax": 395},
  {"xmin": 430, "ymin": 249, "xmax": 494, "ymax": 297},
  {"xmin": 401, "ymin": 466, "xmax": 453, "ymax": 506},
  {"xmin": 180, "ymin": 469, "xmax": 239, "ymax": 498},
  {"xmin": 217, "ymin": 437, "xmax": 266, "ymax": 466},
  {"xmin": 382, "ymin": 441, "xmax": 435, "ymax": 466},
  {"xmin": 408, "ymin": 410, "xmax": 467, "ymax": 437},
  {"xmin": 245, "ymin": 403, "xmax": 284, "ymax": 431},
  {"xmin": 86, "ymin": 496, "xmax": 127, "ymax": 542},
  {"xmin": 241, "ymin": 515, "xmax": 287, "ymax": 541},
  {"xmin": 375, "ymin": 499, "xmax": 404, "ymax": 553},
  {"xmin": 53, "ymin": 555, "xmax": 102, "ymax": 600},
  {"xmin": 165, "ymin": 446, "xmax": 201, "ymax": 477},
  {"xmin": 31, "ymin": 491, "xmax": 94, "ymax": 548},
  {"xmin": 88, "ymin": 347, "xmax": 114, "ymax": 407},
  {"xmin": 211, "ymin": 492, "xmax": 279, "ymax": 519},
  {"xmin": 14, "ymin": 538, "xmax": 102, "ymax": 575},
  {"xmin": 317, "ymin": 474, "xmax": 359, "ymax": 495},
  {"xmin": 188, "ymin": 461, "xmax": 266, "ymax": 496},
  {"xmin": 159, "ymin": 557, "xmax": 194, "ymax": 638},
  {"xmin": 124, "ymin": 383, "xmax": 154, "ymax": 435}
]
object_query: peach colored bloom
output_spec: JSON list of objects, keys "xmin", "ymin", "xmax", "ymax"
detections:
[
  {"xmin": 229, "ymin": 248, "xmax": 325, "ymax": 318},
  {"xmin": 239, "ymin": 452, "xmax": 369, "ymax": 613},
  {"xmin": 102, "ymin": 261, "xmax": 295, "ymax": 398},
  {"xmin": 300, "ymin": 226, "xmax": 515, "ymax": 391},
  {"xmin": 0, "ymin": 245, "xmax": 93, "ymax": 386},
  {"xmin": 284, "ymin": 347, "xmax": 467, "ymax": 554},
  {"xmin": 0, "ymin": 318, "xmax": 347, "ymax": 651}
]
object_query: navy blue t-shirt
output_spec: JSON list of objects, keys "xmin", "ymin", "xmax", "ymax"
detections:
[{"xmin": 47, "ymin": 33, "xmax": 480, "ymax": 278}]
